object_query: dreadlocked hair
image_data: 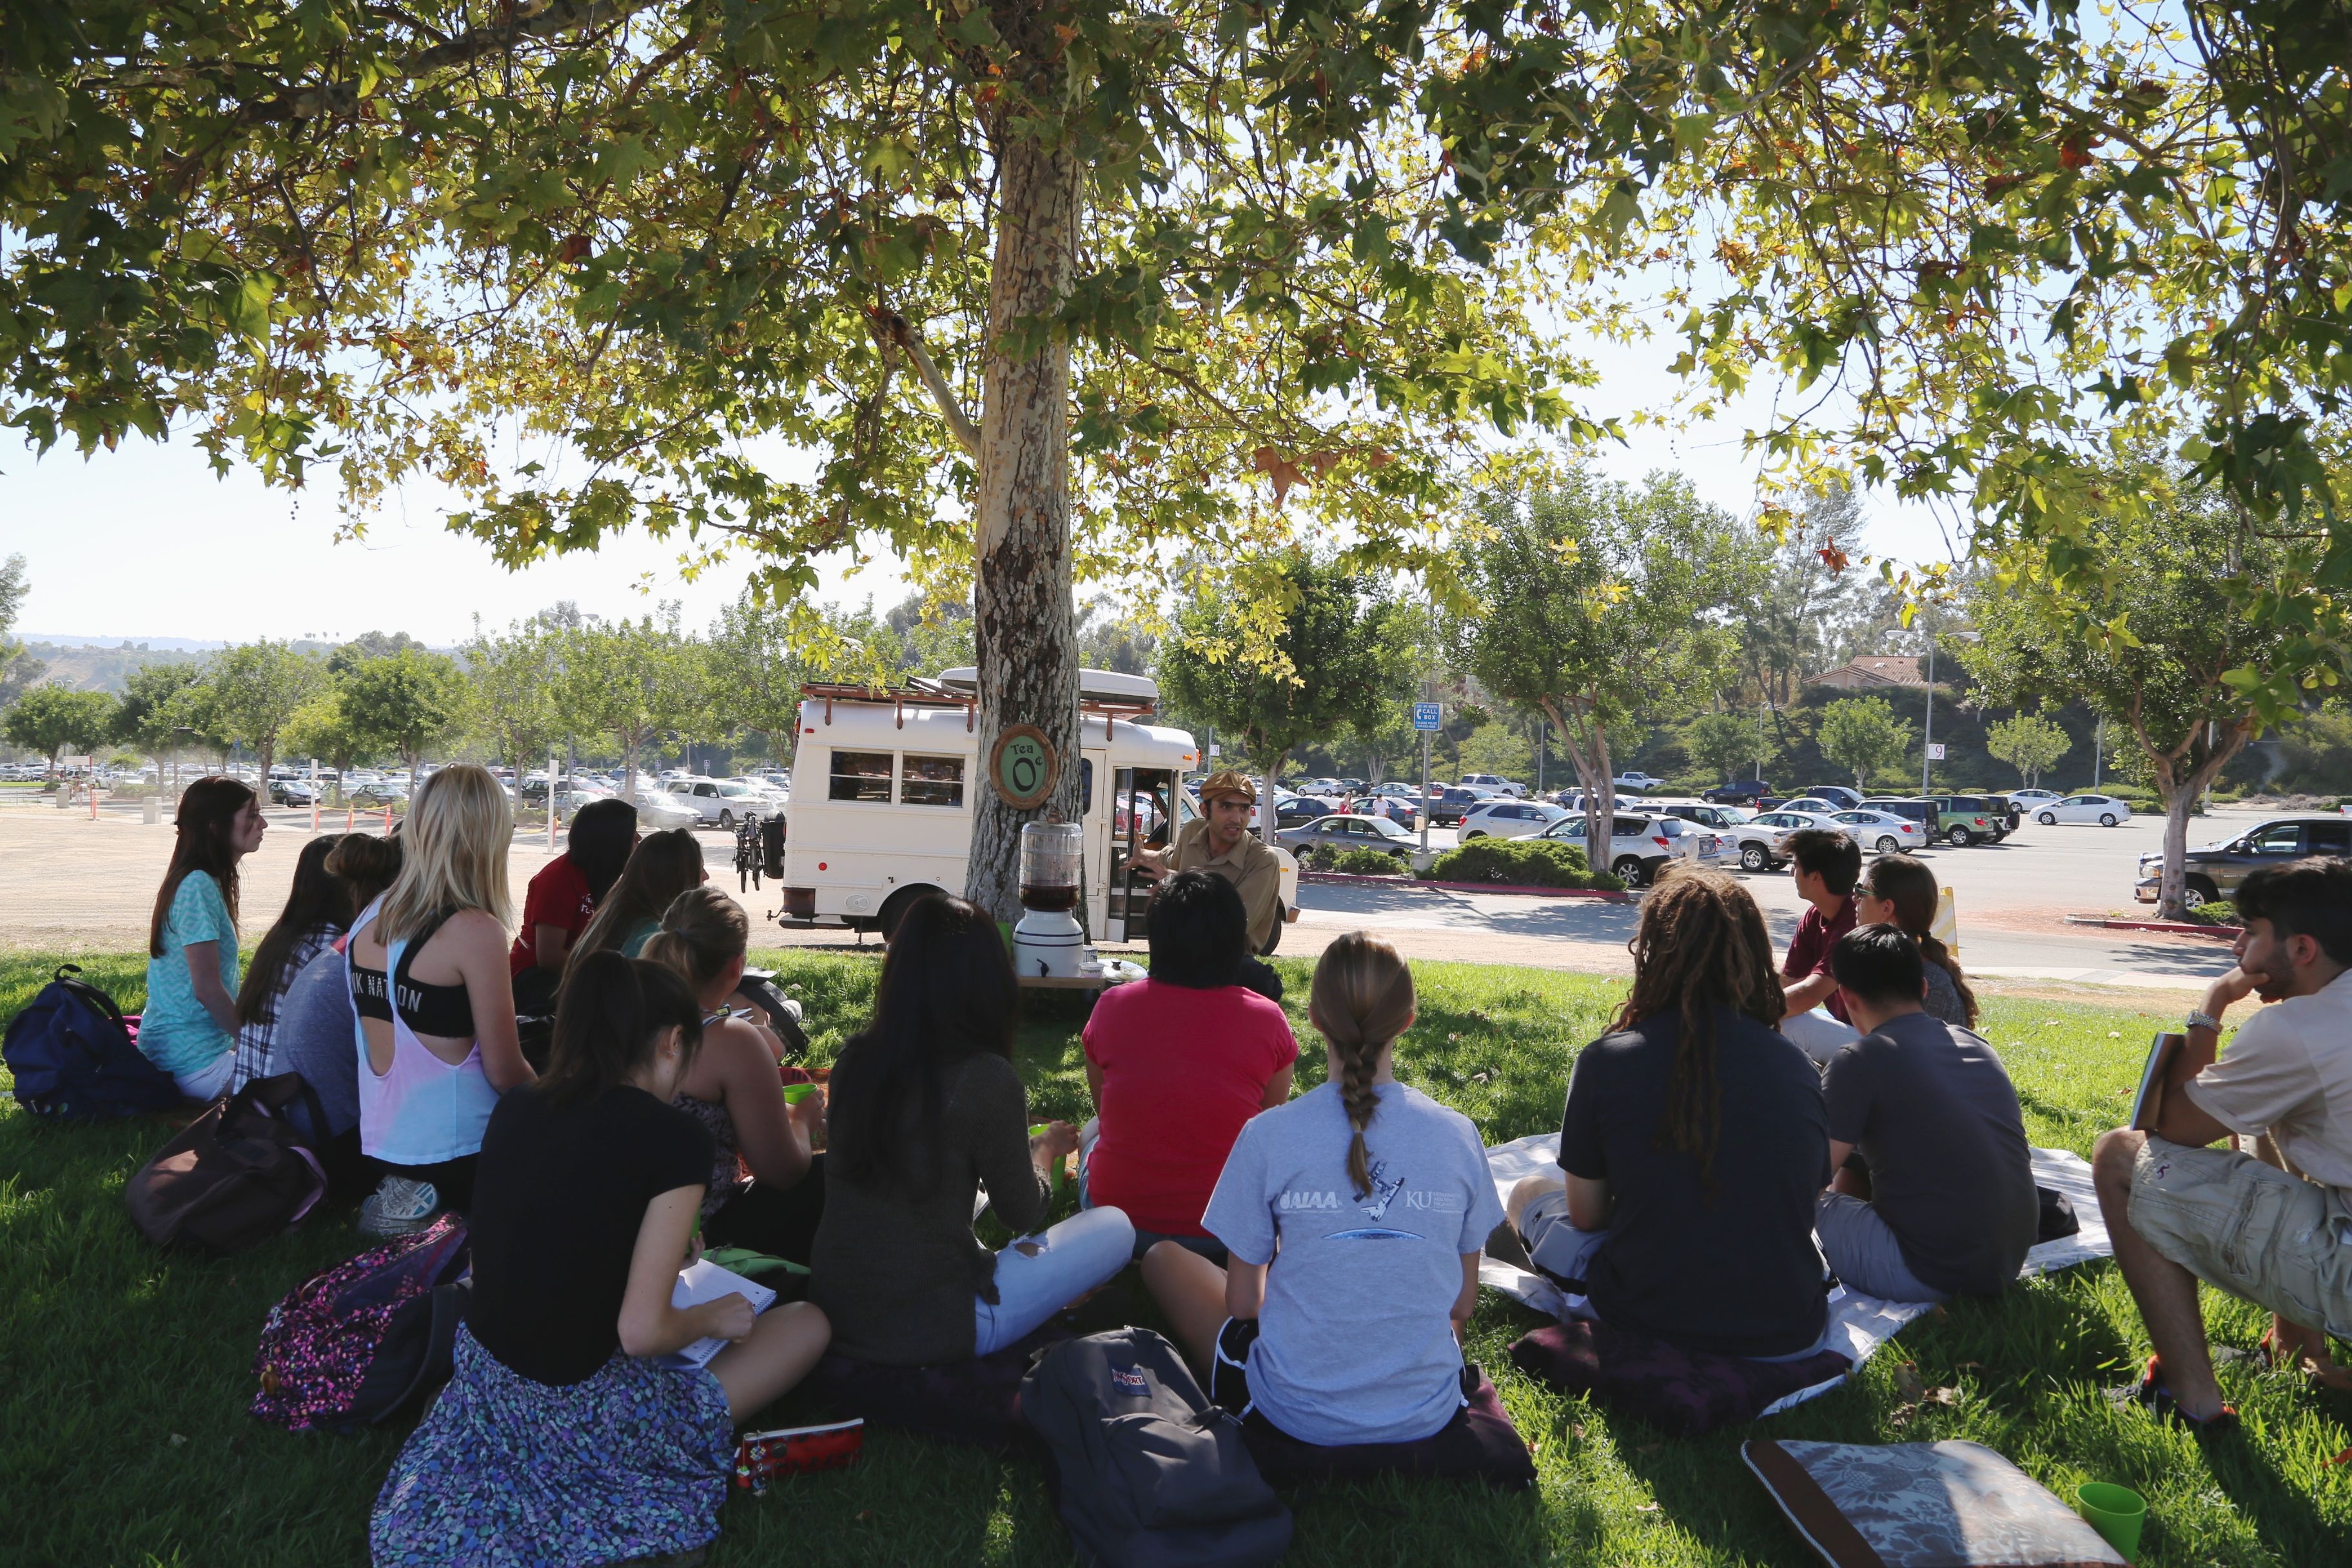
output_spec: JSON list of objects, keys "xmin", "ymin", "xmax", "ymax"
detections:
[
  {"xmin": 1309, "ymin": 932, "xmax": 1416, "ymax": 1200},
  {"xmin": 1614, "ymin": 865, "xmax": 1786, "ymax": 1193}
]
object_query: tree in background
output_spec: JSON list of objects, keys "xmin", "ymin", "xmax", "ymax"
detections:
[
  {"xmin": 1074, "ymin": 599, "xmax": 1161, "ymax": 678},
  {"xmin": 114, "ymin": 662, "xmax": 217, "ymax": 793},
  {"xmin": 1966, "ymin": 467, "xmax": 2313, "ymax": 916},
  {"xmin": 460, "ymin": 617, "xmax": 560, "ymax": 783},
  {"xmin": 1986, "ymin": 713, "xmax": 2072, "ymax": 790},
  {"xmin": 202, "ymin": 641, "xmax": 324, "ymax": 779},
  {"xmin": 1686, "ymin": 710, "xmax": 1775, "ymax": 786},
  {"xmin": 3, "ymin": 686, "xmax": 118, "ymax": 769},
  {"xmin": 1456, "ymin": 721, "xmax": 1533, "ymax": 783},
  {"xmin": 281, "ymin": 689, "xmax": 372, "ymax": 801},
  {"xmin": 1160, "ymin": 555, "xmax": 1415, "ymax": 834},
  {"xmin": 553, "ymin": 611, "xmax": 701, "ymax": 799},
  {"xmin": 0, "ymin": 554, "xmax": 38, "ymax": 705},
  {"xmin": 1458, "ymin": 471, "xmax": 1754, "ymax": 851},
  {"xmin": 1818, "ymin": 698, "xmax": 1914, "ymax": 791},
  {"xmin": 340, "ymin": 649, "xmax": 464, "ymax": 778}
]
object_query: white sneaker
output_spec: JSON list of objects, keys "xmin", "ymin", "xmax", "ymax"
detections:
[{"xmin": 357, "ymin": 1176, "xmax": 441, "ymax": 1238}]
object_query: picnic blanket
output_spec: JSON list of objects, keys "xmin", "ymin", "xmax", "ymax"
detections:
[{"xmin": 1478, "ymin": 1132, "xmax": 2112, "ymax": 1416}]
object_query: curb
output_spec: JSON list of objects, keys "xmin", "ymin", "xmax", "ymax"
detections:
[
  {"xmin": 1297, "ymin": 870, "xmax": 1636, "ymax": 901},
  {"xmin": 2063, "ymin": 915, "xmax": 2239, "ymax": 939}
]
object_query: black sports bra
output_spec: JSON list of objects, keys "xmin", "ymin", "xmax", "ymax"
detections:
[{"xmin": 351, "ymin": 909, "xmax": 477, "ymax": 1037}]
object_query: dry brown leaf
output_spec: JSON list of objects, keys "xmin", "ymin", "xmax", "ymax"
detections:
[
  {"xmin": 1892, "ymin": 1360, "xmax": 1927, "ymax": 1402},
  {"xmin": 1925, "ymin": 1386, "xmax": 1961, "ymax": 1406},
  {"xmin": 1637, "ymin": 1502, "xmax": 1661, "ymax": 1513},
  {"xmin": 1251, "ymin": 446, "xmax": 1304, "ymax": 505},
  {"xmin": 1304, "ymin": 449, "xmax": 1342, "ymax": 478}
]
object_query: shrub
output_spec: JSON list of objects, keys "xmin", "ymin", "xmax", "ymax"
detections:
[
  {"xmin": 2190, "ymin": 900, "xmax": 2242, "ymax": 926},
  {"xmin": 1331, "ymin": 846, "xmax": 1407, "ymax": 876},
  {"xmin": 1424, "ymin": 837, "xmax": 1625, "ymax": 891}
]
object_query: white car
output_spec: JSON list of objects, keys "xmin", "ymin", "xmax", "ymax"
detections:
[
  {"xmin": 1456, "ymin": 799, "xmax": 1572, "ymax": 841},
  {"xmin": 1535, "ymin": 811, "xmax": 1702, "ymax": 885},
  {"xmin": 2035, "ymin": 792, "xmax": 2133, "ymax": 827},
  {"xmin": 726, "ymin": 775, "xmax": 791, "ymax": 811},
  {"xmin": 1614, "ymin": 771, "xmax": 1666, "ymax": 791},
  {"xmin": 1458, "ymin": 772, "xmax": 1529, "ymax": 799},
  {"xmin": 2007, "ymin": 787, "xmax": 2061, "ymax": 803},
  {"xmin": 1831, "ymin": 808, "xmax": 1930, "ymax": 854},
  {"xmin": 634, "ymin": 789, "xmax": 701, "ymax": 832},
  {"xmin": 667, "ymin": 776, "xmax": 771, "ymax": 827},
  {"xmin": 1719, "ymin": 808, "xmax": 1840, "ymax": 872}
]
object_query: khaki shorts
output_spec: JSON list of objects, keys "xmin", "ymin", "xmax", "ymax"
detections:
[{"xmin": 2129, "ymin": 1137, "xmax": 2352, "ymax": 1338}]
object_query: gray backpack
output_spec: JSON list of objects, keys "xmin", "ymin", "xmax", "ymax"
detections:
[{"xmin": 1021, "ymin": 1328, "xmax": 1293, "ymax": 1568}]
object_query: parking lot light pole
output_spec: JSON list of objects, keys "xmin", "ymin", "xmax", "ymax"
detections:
[{"xmin": 1921, "ymin": 634, "xmax": 1936, "ymax": 796}]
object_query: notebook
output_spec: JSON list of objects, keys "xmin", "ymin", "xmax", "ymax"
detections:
[
  {"xmin": 658, "ymin": 1259, "xmax": 777, "ymax": 1369},
  {"xmin": 2130, "ymin": 1032, "xmax": 2186, "ymax": 1132}
]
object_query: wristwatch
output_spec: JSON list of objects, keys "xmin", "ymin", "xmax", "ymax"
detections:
[{"xmin": 2184, "ymin": 1010, "xmax": 2224, "ymax": 1034}]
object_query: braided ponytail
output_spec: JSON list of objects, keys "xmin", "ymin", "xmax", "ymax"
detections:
[{"xmin": 1309, "ymin": 932, "xmax": 1416, "ymax": 1199}]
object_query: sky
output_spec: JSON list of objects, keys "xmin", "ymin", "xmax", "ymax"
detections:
[{"xmin": 0, "ymin": 326, "xmax": 1964, "ymax": 649}]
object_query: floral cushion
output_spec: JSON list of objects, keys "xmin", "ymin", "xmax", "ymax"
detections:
[{"xmin": 1743, "ymin": 1439, "xmax": 2128, "ymax": 1568}]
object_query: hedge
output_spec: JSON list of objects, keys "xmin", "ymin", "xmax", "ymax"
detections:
[{"xmin": 1423, "ymin": 837, "xmax": 1626, "ymax": 891}]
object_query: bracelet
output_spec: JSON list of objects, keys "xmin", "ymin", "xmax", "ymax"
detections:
[{"xmin": 2185, "ymin": 1010, "xmax": 2224, "ymax": 1034}]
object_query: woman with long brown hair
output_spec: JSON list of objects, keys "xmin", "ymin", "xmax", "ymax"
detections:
[
  {"xmin": 141, "ymin": 776, "xmax": 266, "ymax": 1101},
  {"xmin": 1141, "ymin": 932, "xmax": 1506, "ymax": 1447},
  {"xmin": 1854, "ymin": 854, "xmax": 1977, "ymax": 1026},
  {"xmin": 1504, "ymin": 866, "xmax": 1832, "ymax": 1357}
]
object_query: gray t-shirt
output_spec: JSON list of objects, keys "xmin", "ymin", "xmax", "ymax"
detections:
[
  {"xmin": 278, "ymin": 945, "xmax": 360, "ymax": 1137},
  {"xmin": 1203, "ymin": 1081, "xmax": 1503, "ymax": 1446},
  {"xmin": 1822, "ymin": 1012, "xmax": 2037, "ymax": 1297}
]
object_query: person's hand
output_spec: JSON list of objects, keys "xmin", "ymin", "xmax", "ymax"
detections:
[
  {"xmin": 1033, "ymin": 1119, "xmax": 1080, "ymax": 1161},
  {"xmin": 684, "ymin": 1233, "xmax": 705, "ymax": 1268},
  {"xmin": 698, "ymin": 1291, "xmax": 758, "ymax": 1344},
  {"xmin": 2203, "ymin": 966, "xmax": 2265, "ymax": 1017},
  {"xmin": 789, "ymin": 1086, "xmax": 827, "ymax": 1136}
]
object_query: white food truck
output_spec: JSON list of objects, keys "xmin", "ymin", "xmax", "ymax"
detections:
[{"xmin": 778, "ymin": 667, "xmax": 1298, "ymax": 942}]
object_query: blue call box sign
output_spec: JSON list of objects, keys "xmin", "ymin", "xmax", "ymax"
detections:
[{"xmin": 1412, "ymin": 702, "xmax": 1442, "ymax": 731}]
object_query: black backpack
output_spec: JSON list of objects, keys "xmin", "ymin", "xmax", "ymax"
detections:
[
  {"xmin": 1021, "ymin": 1328, "xmax": 1292, "ymax": 1568},
  {"xmin": 2, "ymin": 965, "xmax": 181, "ymax": 1120}
]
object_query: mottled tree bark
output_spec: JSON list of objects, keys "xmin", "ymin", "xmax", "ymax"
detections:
[{"xmin": 966, "ymin": 124, "xmax": 1083, "ymax": 923}]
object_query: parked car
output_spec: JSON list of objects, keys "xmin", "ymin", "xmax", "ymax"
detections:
[
  {"xmin": 1534, "ymin": 811, "xmax": 1700, "ymax": 885},
  {"xmin": 1651, "ymin": 801, "xmax": 1750, "ymax": 832},
  {"xmin": 1701, "ymin": 779, "xmax": 1775, "ymax": 805},
  {"xmin": 1776, "ymin": 796, "xmax": 1853, "ymax": 817},
  {"xmin": 348, "ymin": 783, "xmax": 409, "ymax": 808},
  {"xmin": 1273, "ymin": 793, "xmax": 1333, "ymax": 830},
  {"xmin": 1275, "ymin": 814, "xmax": 1418, "ymax": 860},
  {"xmin": 1457, "ymin": 799, "xmax": 1573, "ymax": 841},
  {"xmin": 666, "ymin": 776, "xmax": 770, "ymax": 827},
  {"xmin": 634, "ymin": 789, "xmax": 701, "ymax": 832},
  {"xmin": 2135, "ymin": 815, "xmax": 2352, "ymax": 904},
  {"xmin": 1921, "ymin": 794, "xmax": 2008, "ymax": 845},
  {"xmin": 2034, "ymin": 793, "xmax": 2133, "ymax": 827},
  {"xmin": 1458, "ymin": 772, "xmax": 1528, "ymax": 799},
  {"xmin": 2007, "ymin": 787, "xmax": 2061, "ymax": 805},
  {"xmin": 1552, "ymin": 790, "xmax": 1641, "ymax": 813},
  {"xmin": 1859, "ymin": 798, "xmax": 1942, "ymax": 838},
  {"xmin": 1358, "ymin": 794, "xmax": 1420, "ymax": 829},
  {"xmin": 1613, "ymin": 771, "xmax": 1666, "ymax": 791},
  {"xmin": 1796, "ymin": 784, "xmax": 1864, "ymax": 811},
  {"xmin": 1426, "ymin": 785, "xmax": 1494, "ymax": 825},
  {"xmin": 1830, "ymin": 808, "xmax": 1928, "ymax": 854},
  {"xmin": 1723, "ymin": 808, "xmax": 1843, "ymax": 872},
  {"xmin": 268, "ymin": 778, "xmax": 320, "ymax": 806}
]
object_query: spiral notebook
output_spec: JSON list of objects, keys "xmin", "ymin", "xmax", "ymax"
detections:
[{"xmin": 658, "ymin": 1259, "xmax": 777, "ymax": 1369}]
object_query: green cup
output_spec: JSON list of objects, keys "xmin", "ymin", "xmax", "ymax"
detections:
[
  {"xmin": 2075, "ymin": 1482, "xmax": 2145, "ymax": 1561},
  {"xmin": 781, "ymin": 1082, "xmax": 818, "ymax": 1105},
  {"xmin": 1030, "ymin": 1123, "xmax": 1065, "ymax": 1196}
]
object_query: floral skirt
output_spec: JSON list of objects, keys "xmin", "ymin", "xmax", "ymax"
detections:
[{"xmin": 371, "ymin": 1325, "xmax": 734, "ymax": 1567}]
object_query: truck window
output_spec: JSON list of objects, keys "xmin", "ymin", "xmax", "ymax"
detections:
[
  {"xmin": 829, "ymin": 750, "xmax": 893, "ymax": 803},
  {"xmin": 901, "ymin": 754, "xmax": 965, "ymax": 807}
]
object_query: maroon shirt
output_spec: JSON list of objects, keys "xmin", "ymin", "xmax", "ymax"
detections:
[{"xmin": 1783, "ymin": 894, "xmax": 1857, "ymax": 1023}]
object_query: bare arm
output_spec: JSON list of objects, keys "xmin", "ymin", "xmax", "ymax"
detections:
[
  {"xmin": 1565, "ymin": 1173, "xmax": 1611, "ymax": 1231},
  {"xmin": 1827, "ymin": 1138, "xmax": 1856, "ymax": 1187},
  {"xmin": 451, "ymin": 913, "xmax": 534, "ymax": 1092},
  {"xmin": 1225, "ymin": 1254, "xmax": 1269, "ymax": 1321},
  {"xmin": 2162, "ymin": 972, "xmax": 2255, "ymax": 1149},
  {"xmin": 1453, "ymin": 1253, "xmax": 1481, "ymax": 1341},
  {"xmin": 531, "ymin": 923, "xmax": 570, "ymax": 972},
  {"xmin": 703, "ymin": 1024, "xmax": 812, "ymax": 1188},
  {"xmin": 617, "ymin": 1186, "xmax": 748, "ymax": 1358},
  {"xmin": 1783, "ymin": 970, "xmax": 1840, "ymax": 1015},
  {"xmin": 181, "ymin": 939, "xmax": 240, "ymax": 1035},
  {"xmin": 1259, "ymin": 1063, "xmax": 1295, "ymax": 1110}
]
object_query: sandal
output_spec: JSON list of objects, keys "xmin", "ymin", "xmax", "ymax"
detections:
[{"xmin": 2113, "ymin": 1354, "xmax": 2240, "ymax": 1434}]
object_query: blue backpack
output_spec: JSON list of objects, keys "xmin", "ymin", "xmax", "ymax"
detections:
[{"xmin": 3, "ymin": 965, "xmax": 182, "ymax": 1119}]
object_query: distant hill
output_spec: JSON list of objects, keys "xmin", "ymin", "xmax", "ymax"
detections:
[
  {"xmin": 17, "ymin": 634, "xmax": 230, "ymax": 652},
  {"xmin": 17, "ymin": 642, "xmax": 211, "ymax": 694}
]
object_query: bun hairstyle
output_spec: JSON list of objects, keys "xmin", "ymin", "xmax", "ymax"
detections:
[
  {"xmin": 150, "ymin": 775, "xmax": 257, "ymax": 957},
  {"xmin": 1859, "ymin": 854, "xmax": 1977, "ymax": 1026},
  {"xmin": 1616, "ymin": 865, "xmax": 1785, "ymax": 1195},
  {"xmin": 1308, "ymin": 932, "xmax": 1416, "ymax": 1200},
  {"xmin": 325, "ymin": 832, "xmax": 404, "ymax": 910},
  {"xmin": 640, "ymin": 885, "xmax": 749, "ymax": 995},
  {"xmin": 539, "ymin": 950, "xmax": 705, "ymax": 1106}
]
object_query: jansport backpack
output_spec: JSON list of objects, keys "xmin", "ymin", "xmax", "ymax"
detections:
[
  {"xmin": 1021, "ymin": 1328, "xmax": 1292, "ymax": 1568},
  {"xmin": 2, "ymin": 964, "xmax": 179, "ymax": 1119},
  {"xmin": 252, "ymin": 1216, "xmax": 471, "ymax": 1433},
  {"xmin": 124, "ymin": 1073, "xmax": 330, "ymax": 1253}
]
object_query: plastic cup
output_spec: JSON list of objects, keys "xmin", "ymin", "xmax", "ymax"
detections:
[
  {"xmin": 2075, "ymin": 1482, "xmax": 2145, "ymax": 1561},
  {"xmin": 781, "ymin": 1083, "xmax": 818, "ymax": 1105}
]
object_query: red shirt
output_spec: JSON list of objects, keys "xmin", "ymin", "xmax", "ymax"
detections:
[
  {"xmin": 1081, "ymin": 979, "xmax": 1299, "ymax": 1236},
  {"xmin": 1782, "ymin": 894, "xmax": 1858, "ymax": 1023},
  {"xmin": 509, "ymin": 856, "xmax": 598, "ymax": 976}
]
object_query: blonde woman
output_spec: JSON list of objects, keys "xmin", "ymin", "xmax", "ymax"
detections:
[
  {"xmin": 347, "ymin": 764, "xmax": 535, "ymax": 1235},
  {"xmin": 1141, "ymin": 932, "xmax": 1502, "ymax": 1447}
]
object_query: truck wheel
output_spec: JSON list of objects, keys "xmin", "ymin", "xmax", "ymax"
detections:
[
  {"xmin": 1740, "ymin": 843, "xmax": 1769, "ymax": 872},
  {"xmin": 877, "ymin": 884, "xmax": 944, "ymax": 943},
  {"xmin": 718, "ymin": 808, "xmax": 734, "ymax": 828},
  {"xmin": 2186, "ymin": 875, "xmax": 2219, "ymax": 905},
  {"xmin": 1947, "ymin": 826, "xmax": 1974, "ymax": 847}
]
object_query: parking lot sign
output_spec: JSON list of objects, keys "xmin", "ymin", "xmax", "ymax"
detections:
[
  {"xmin": 1412, "ymin": 702, "xmax": 1442, "ymax": 731},
  {"xmin": 1926, "ymin": 743, "xmax": 1946, "ymax": 761}
]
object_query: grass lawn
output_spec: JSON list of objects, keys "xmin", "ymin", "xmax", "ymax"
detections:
[{"xmin": 3, "ymin": 950, "xmax": 2347, "ymax": 1567}]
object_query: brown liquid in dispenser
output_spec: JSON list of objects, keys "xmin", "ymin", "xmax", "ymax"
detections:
[{"xmin": 1020, "ymin": 883, "xmax": 1079, "ymax": 913}]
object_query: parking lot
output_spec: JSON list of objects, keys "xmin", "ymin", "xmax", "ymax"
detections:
[{"xmin": 1, "ymin": 797, "xmax": 2255, "ymax": 1001}]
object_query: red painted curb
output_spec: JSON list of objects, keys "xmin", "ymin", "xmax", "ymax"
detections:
[
  {"xmin": 2064, "ymin": 916, "xmax": 2239, "ymax": 939},
  {"xmin": 1297, "ymin": 870, "xmax": 1634, "ymax": 901}
]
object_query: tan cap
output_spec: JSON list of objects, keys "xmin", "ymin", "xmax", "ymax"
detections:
[{"xmin": 1199, "ymin": 769, "xmax": 1258, "ymax": 805}]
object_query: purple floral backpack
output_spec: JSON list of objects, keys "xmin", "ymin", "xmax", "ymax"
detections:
[{"xmin": 251, "ymin": 1216, "xmax": 471, "ymax": 1432}]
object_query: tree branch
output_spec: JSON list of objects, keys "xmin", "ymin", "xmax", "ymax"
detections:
[{"xmin": 864, "ymin": 306, "xmax": 980, "ymax": 459}]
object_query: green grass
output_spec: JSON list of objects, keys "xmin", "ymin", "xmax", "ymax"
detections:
[{"xmin": 3, "ymin": 952, "xmax": 2347, "ymax": 1566}]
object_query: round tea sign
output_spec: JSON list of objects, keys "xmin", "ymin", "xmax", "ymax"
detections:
[{"xmin": 988, "ymin": 724, "xmax": 1058, "ymax": 810}]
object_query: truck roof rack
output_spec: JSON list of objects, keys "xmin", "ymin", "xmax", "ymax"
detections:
[{"xmin": 798, "ymin": 675, "xmax": 1158, "ymax": 736}]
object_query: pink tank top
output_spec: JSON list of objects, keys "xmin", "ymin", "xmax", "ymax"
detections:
[{"xmin": 348, "ymin": 900, "xmax": 502, "ymax": 1165}]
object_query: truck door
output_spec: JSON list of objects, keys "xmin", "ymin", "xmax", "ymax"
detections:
[{"xmin": 1105, "ymin": 766, "xmax": 1173, "ymax": 943}]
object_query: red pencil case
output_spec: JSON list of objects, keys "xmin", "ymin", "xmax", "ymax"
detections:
[{"xmin": 733, "ymin": 1417, "xmax": 864, "ymax": 1491}]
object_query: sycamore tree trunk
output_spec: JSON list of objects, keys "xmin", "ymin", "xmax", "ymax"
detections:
[
  {"xmin": 1259, "ymin": 751, "xmax": 1286, "ymax": 843},
  {"xmin": 966, "ymin": 122, "xmax": 1083, "ymax": 925},
  {"xmin": 1543, "ymin": 699, "xmax": 1616, "ymax": 880},
  {"xmin": 2144, "ymin": 718, "xmax": 2251, "ymax": 919}
]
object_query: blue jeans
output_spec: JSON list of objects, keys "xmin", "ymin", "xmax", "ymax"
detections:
[{"xmin": 972, "ymin": 1206, "xmax": 1137, "ymax": 1355}]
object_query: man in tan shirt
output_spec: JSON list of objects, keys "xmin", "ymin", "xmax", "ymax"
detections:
[{"xmin": 1135, "ymin": 770, "xmax": 1284, "ymax": 955}]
